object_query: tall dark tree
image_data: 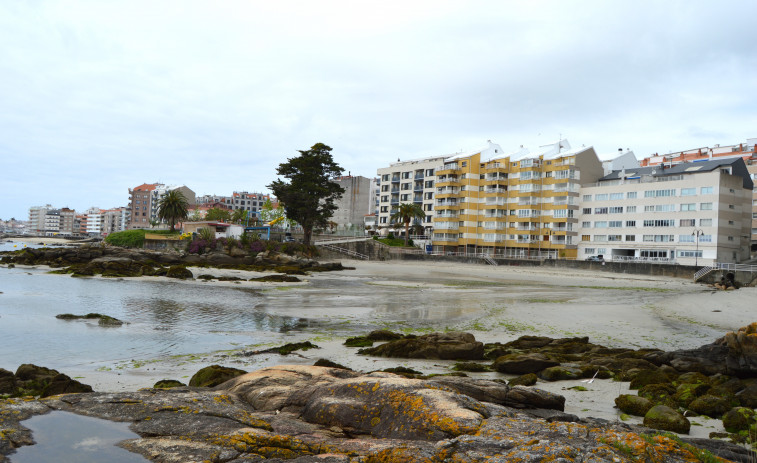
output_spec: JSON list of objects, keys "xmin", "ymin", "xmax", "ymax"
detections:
[
  {"xmin": 390, "ymin": 202, "xmax": 426, "ymax": 247},
  {"xmin": 157, "ymin": 190, "xmax": 189, "ymax": 232},
  {"xmin": 268, "ymin": 143, "xmax": 345, "ymax": 245}
]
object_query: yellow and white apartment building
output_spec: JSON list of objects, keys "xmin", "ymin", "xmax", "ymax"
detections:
[{"xmin": 432, "ymin": 140, "xmax": 604, "ymax": 258}]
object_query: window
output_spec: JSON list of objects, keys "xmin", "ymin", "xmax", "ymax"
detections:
[
  {"xmin": 700, "ymin": 234, "xmax": 712, "ymax": 242},
  {"xmin": 595, "ymin": 194, "xmax": 608, "ymax": 201},
  {"xmin": 583, "ymin": 208, "xmax": 592, "ymax": 214},
  {"xmin": 401, "ymin": 183, "xmax": 411, "ymax": 190},
  {"xmin": 681, "ymin": 188, "xmax": 696, "ymax": 196},
  {"xmin": 425, "ymin": 169, "xmax": 434, "ymax": 176},
  {"xmin": 583, "ymin": 195, "xmax": 592, "ymax": 201},
  {"xmin": 678, "ymin": 250, "xmax": 702, "ymax": 258},
  {"xmin": 728, "ymin": 236, "xmax": 735, "ymax": 241},
  {"xmin": 594, "ymin": 221, "xmax": 608, "ymax": 228},
  {"xmin": 582, "ymin": 221, "xmax": 591, "ymax": 228},
  {"xmin": 680, "ymin": 219, "xmax": 695, "ymax": 227},
  {"xmin": 584, "ymin": 248, "xmax": 595, "ymax": 254},
  {"xmin": 728, "ymin": 204, "xmax": 735, "ymax": 210},
  {"xmin": 643, "ymin": 234, "xmax": 675, "ymax": 242},
  {"xmin": 680, "ymin": 203, "xmax": 696, "ymax": 211},
  {"xmin": 609, "ymin": 221, "xmax": 622, "ymax": 227},
  {"xmin": 700, "ymin": 218, "xmax": 712, "ymax": 227},
  {"xmin": 626, "ymin": 192, "xmax": 637, "ymax": 199},
  {"xmin": 643, "ymin": 219, "xmax": 675, "ymax": 227},
  {"xmin": 610, "ymin": 193, "xmax": 623, "ymax": 200},
  {"xmin": 381, "ymin": 185, "xmax": 389, "ymax": 192},
  {"xmin": 625, "ymin": 235, "xmax": 635, "ymax": 241},
  {"xmin": 626, "ymin": 220, "xmax": 636, "ymax": 227},
  {"xmin": 609, "ymin": 206, "xmax": 623, "ymax": 214},
  {"xmin": 644, "ymin": 189, "xmax": 675, "ymax": 198},
  {"xmin": 594, "ymin": 207, "xmax": 608, "ymax": 214},
  {"xmin": 700, "ymin": 203, "xmax": 713, "ymax": 211},
  {"xmin": 381, "ymin": 195, "xmax": 388, "ymax": 202},
  {"xmin": 594, "ymin": 235, "xmax": 607, "ymax": 241},
  {"xmin": 381, "ymin": 174, "xmax": 389, "ymax": 181},
  {"xmin": 679, "ymin": 234, "xmax": 694, "ymax": 243},
  {"xmin": 626, "ymin": 206, "xmax": 636, "ymax": 213},
  {"xmin": 402, "ymin": 172, "xmax": 411, "ymax": 179},
  {"xmin": 608, "ymin": 235, "xmax": 622, "ymax": 242},
  {"xmin": 700, "ymin": 187, "xmax": 713, "ymax": 195}
]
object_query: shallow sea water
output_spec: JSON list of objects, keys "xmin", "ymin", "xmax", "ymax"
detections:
[{"xmin": 11, "ymin": 411, "xmax": 145, "ymax": 463}]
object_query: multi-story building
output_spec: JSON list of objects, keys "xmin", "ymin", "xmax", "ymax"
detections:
[
  {"xmin": 44, "ymin": 209, "xmax": 61, "ymax": 236},
  {"xmin": 127, "ymin": 183, "xmax": 195, "ymax": 229},
  {"xmin": 331, "ymin": 176, "xmax": 373, "ymax": 230},
  {"xmin": 377, "ymin": 155, "xmax": 447, "ymax": 232},
  {"xmin": 577, "ymin": 157, "xmax": 753, "ymax": 265},
  {"xmin": 59, "ymin": 208, "xmax": 77, "ymax": 236},
  {"xmin": 431, "ymin": 140, "xmax": 604, "ymax": 258},
  {"xmin": 29, "ymin": 205, "xmax": 53, "ymax": 234},
  {"xmin": 102, "ymin": 207, "xmax": 129, "ymax": 235},
  {"xmin": 85, "ymin": 207, "xmax": 104, "ymax": 235},
  {"xmin": 196, "ymin": 192, "xmax": 269, "ymax": 217},
  {"xmin": 639, "ymin": 138, "xmax": 757, "ymax": 251}
]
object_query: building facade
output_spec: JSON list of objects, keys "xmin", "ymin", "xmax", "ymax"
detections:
[
  {"xmin": 431, "ymin": 140, "xmax": 604, "ymax": 258},
  {"xmin": 577, "ymin": 158, "xmax": 753, "ymax": 265},
  {"xmin": 377, "ymin": 155, "xmax": 447, "ymax": 232},
  {"xmin": 639, "ymin": 138, "xmax": 757, "ymax": 250},
  {"xmin": 331, "ymin": 176, "xmax": 373, "ymax": 230},
  {"xmin": 128, "ymin": 183, "xmax": 195, "ymax": 229},
  {"xmin": 29, "ymin": 205, "xmax": 53, "ymax": 234}
]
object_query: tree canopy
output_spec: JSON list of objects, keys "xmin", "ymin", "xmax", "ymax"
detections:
[
  {"xmin": 267, "ymin": 143, "xmax": 344, "ymax": 245},
  {"xmin": 157, "ymin": 190, "xmax": 189, "ymax": 232},
  {"xmin": 205, "ymin": 208, "xmax": 231, "ymax": 223},
  {"xmin": 390, "ymin": 202, "xmax": 426, "ymax": 247}
]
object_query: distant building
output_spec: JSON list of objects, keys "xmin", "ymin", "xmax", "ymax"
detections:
[
  {"xmin": 577, "ymin": 157, "xmax": 753, "ymax": 265},
  {"xmin": 601, "ymin": 149, "xmax": 639, "ymax": 175},
  {"xmin": 196, "ymin": 192, "xmax": 270, "ymax": 218},
  {"xmin": 638, "ymin": 137, "xmax": 757, "ymax": 250},
  {"xmin": 29, "ymin": 204, "xmax": 53, "ymax": 234},
  {"xmin": 332, "ymin": 176, "xmax": 373, "ymax": 230},
  {"xmin": 377, "ymin": 155, "xmax": 447, "ymax": 232},
  {"xmin": 44, "ymin": 209, "xmax": 61, "ymax": 236},
  {"xmin": 127, "ymin": 183, "xmax": 195, "ymax": 229}
]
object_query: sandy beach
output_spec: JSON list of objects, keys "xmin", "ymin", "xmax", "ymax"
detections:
[{"xmin": 3, "ymin": 254, "xmax": 753, "ymax": 439}]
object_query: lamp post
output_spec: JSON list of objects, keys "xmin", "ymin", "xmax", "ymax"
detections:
[{"xmin": 692, "ymin": 229, "xmax": 703, "ymax": 267}]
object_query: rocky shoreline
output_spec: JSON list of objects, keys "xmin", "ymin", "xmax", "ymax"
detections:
[
  {"xmin": 0, "ymin": 244, "xmax": 348, "ymax": 278},
  {"xmin": 1, "ymin": 326, "xmax": 756, "ymax": 463}
]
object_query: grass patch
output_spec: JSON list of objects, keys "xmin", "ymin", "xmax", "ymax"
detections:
[
  {"xmin": 375, "ymin": 237, "xmax": 414, "ymax": 247},
  {"xmin": 105, "ymin": 229, "xmax": 180, "ymax": 248}
]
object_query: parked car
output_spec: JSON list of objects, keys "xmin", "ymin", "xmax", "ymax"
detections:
[
  {"xmin": 586, "ymin": 255, "xmax": 604, "ymax": 262},
  {"xmin": 283, "ymin": 236, "xmax": 296, "ymax": 243}
]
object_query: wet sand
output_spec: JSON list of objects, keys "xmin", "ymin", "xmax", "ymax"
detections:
[{"xmin": 9, "ymin": 257, "xmax": 754, "ymax": 439}]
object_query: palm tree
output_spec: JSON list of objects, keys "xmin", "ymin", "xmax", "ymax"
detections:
[
  {"xmin": 390, "ymin": 203, "xmax": 426, "ymax": 247},
  {"xmin": 157, "ymin": 190, "xmax": 189, "ymax": 232},
  {"xmin": 232, "ymin": 209, "xmax": 248, "ymax": 225}
]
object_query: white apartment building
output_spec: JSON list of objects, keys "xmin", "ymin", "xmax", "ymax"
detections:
[
  {"xmin": 377, "ymin": 155, "xmax": 448, "ymax": 233},
  {"xmin": 85, "ymin": 207, "xmax": 104, "ymax": 235},
  {"xmin": 577, "ymin": 157, "xmax": 753, "ymax": 265},
  {"xmin": 29, "ymin": 205, "xmax": 53, "ymax": 234}
]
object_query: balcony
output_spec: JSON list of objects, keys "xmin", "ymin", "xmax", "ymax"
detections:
[
  {"xmin": 390, "ymin": 199, "xmax": 399, "ymax": 205},
  {"xmin": 391, "ymin": 176, "xmax": 400, "ymax": 183},
  {"xmin": 414, "ymin": 173, "xmax": 424, "ymax": 179},
  {"xmin": 436, "ymin": 199, "xmax": 458, "ymax": 206},
  {"xmin": 436, "ymin": 212, "xmax": 458, "ymax": 218},
  {"xmin": 414, "ymin": 184, "xmax": 424, "ymax": 192}
]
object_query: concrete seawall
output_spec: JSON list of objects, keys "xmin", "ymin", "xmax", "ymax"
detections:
[{"xmin": 316, "ymin": 239, "xmax": 706, "ymax": 281}]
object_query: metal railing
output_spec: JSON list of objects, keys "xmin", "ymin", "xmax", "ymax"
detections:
[
  {"xmin": 611, "ymin": 255, "xmax": 677, "ymax": 264},
  {"xmin": 319, "ymin": 243, "xmax": 369, "ymax": 260}
]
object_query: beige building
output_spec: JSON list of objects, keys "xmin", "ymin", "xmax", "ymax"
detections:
[
  {"xmin": 577, "ymin": 157, "xmax": 753, "ymax": 265},
  {"xmin": 332, "ymin": 176, "xmax": 373, "ymax": 231},
  {"xmin": 377, "ymin": 155, "xmax": 447, "ymax": 233},
  {"xmin": 128, "ymin": 183, "xmax": 195, "ymax": 229},
  {"xmin": 431, "ymin": 140, "xmax": 604, "ymax": 258}
]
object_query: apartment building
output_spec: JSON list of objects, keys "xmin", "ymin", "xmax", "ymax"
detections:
[
  {"xmin": 331, "ymin": 176, "xmax": 373, "ymax": 230},
  {"xmin": 29, "ymin": 205, "xmax": 53, "ymax": 233},
  {"xmin": 85, "ymin": 207, "xmax": 104, "ymax": 235},
  {"xmin": 196, "ymin": 192, "xmax": 270, "ymax": 216},
  {"xmin": 639, "ymin": 137, "xmax": 757, "ymax": 250},
  {"xmin": 377, "ymin": 155, "xmax": 447, "ymax": 232},
  {"xmin": 577, "ymin": 157, "xmax": 753, "ymax": 265},
  {"xmin": 431, "ymin": 140, "xmax": 604, "ymax": 258},
  {"xmin": 43, "ymin": 209, "xmax": 61, "ymax": 236},
  {"xmin": 127, "ymin": 183, "xmax": 195, "ymax": 229}
]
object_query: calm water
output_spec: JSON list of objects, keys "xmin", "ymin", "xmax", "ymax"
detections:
[
  {"xmin": 11, "ymin": 411, "xmax": 146, "ymax": 463},
  {"xmin": 0, "ymin": 243, "xmax": 302, "ymax": 372}
]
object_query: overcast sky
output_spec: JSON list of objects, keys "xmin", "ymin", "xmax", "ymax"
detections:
[{"xmin": 1, "ymin": 0, "xmax": 755, "ymax": 220}]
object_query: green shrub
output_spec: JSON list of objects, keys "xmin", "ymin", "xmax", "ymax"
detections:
[{"xmin": 104, "ymin": 230, "xmax": 146, "ymax": 248}]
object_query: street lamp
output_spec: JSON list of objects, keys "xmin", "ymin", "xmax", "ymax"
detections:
[{"xmin": 692, "ymin": 229, "xmax": 703, "ymax": 267}]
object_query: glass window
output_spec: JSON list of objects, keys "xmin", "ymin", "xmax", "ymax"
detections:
[
  {"xmin": 626, "ymin": 206, "xmax": 636, "ymax": 213},
  {"xmin": 582, "ymin": 208, "xmax": 592, "ymax": 214},
  {"xmin": 680, "ymin": 219, "xmax": 695, "ymax": 227},
  {"xmin": 625, "ymin": 235, "xmax": 635, "ymax": 241},
  {"xmin": 595, "ymin": 194, "xmax": 608, "ymax": 201},
  {"xmin": 625, "ymin": 220, "xmax": 636, "ymax": 227},
  {"xmin": 700, "ymin": 187, "xmax": 713, "ymax": 195},
  {"xmin": 609, "ymin": 221, "xmax": 622, "ymax": 227},
  {"xmin": 626, "ymin": 192, "xmax": 637, "ymax": 199},
  {"xmin": 610, "ymin": 193, "xmax": 623, "ymax": 200},
  {"xmin": 700, "ymin": 218, "xmax": 712, "ymax": 226},
  {"xmin": 583, "ymin": 195, "xmax": 592, "ymax": 201},
  {"xmin": 681, "ymin": 188, "xmax": 696, "ymax": 196},
  {"xmin": 700, "ymin": 203, "xmax": 713, "ymax": 211},
  {"xmin": 680, "ymin": 203, "xmax": 696, "ymax": 211},
  {"xmin": 594, "ymin": 221, "xmax": 608, "ymax": 228}
]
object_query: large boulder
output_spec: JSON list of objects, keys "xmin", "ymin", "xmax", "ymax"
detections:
[
  {"xmin": 0, "ymin": 368, "xmax": 17, "ymax": 394},
  {"xmin": 492, "ymin": 353, "xmax": 559, "ymax": 374},
  {"xmin": 615, "ymin": 394, "xmax": 653, "ymax": 416},
  {"xmin": 189, "ymin": 365, "xmax": 247, "ymax": 388},
  {"xmin": 629, "ymin": 369, "xmax": 670, "ymax": 390},
  {"xmin": 643, "ymin": 405, "xmax": 691, "ymax": 434},
  {"xmin": 166, "ymin": 265, "xmax": 193, "ymax": 279},
  {"xmin": 722, "ymin": 322, "xmax": 757, "ymax": 377},
  {"xmin": 687, "ymin": 394, "xmax": 731, "ymax": 418},
  {"xmin": 722, "ymin": 407, "xmax": 756, "ymax": 433},
  {"xmin": 41, "ymin": 373, "xmax": 93, "ymax": 397},
  {"xmin": 358, "ymin": 331, "xmax": 484, "ymax": 360}
]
